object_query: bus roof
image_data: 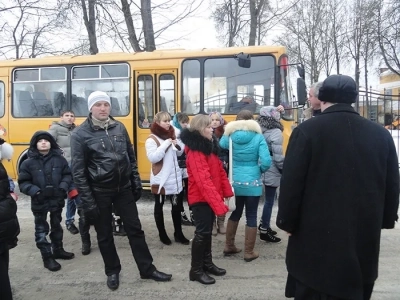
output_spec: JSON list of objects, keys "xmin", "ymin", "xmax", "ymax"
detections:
[{"xmin": 0, "ymin": 46, "xmax": 286, "ymax": 67}]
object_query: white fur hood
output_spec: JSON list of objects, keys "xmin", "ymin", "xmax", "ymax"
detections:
[{"xmin": 223, "ymin": 120, "xmax": 262, "ymax": 136}]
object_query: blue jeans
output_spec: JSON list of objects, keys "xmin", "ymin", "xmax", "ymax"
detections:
[
  {"xmin": 65, "ymin": 197, "xmax": 76, "ymax": 226},
  {"xmin": 261, "ymin": 186, "xmax": 277, "ymax": 229},
  {"xmin": 229, "ymin": 195, "xmax": 260, "ymax": 227}
]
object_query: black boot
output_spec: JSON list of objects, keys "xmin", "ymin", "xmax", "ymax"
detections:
[
  {"xmin": 189, "ymin": 234, "xmax": 216, "ymax": 284},
  {"xmin": 203, "ymin": 235, "xmax": 226, "ymax": 276},
  {"xmin": 79, "ymin": 210, "xmax": 91, "ymax": 255},
  {"xmin": 43, "ymin": 256, "xmax": 61, "ymax": 272},
  {"xmin": 53, "ymin": 248, "xmax": 75, "ymax": 260},
  {"xmin": 172, "ymin": 211, "xmax": 190, "ymax": 245},
  {"xmin": 155, "ymin": 212, "xmax": 171, "ymax": 245}
]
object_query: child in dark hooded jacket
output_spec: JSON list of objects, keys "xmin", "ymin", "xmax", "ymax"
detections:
[{"xmin": 18, "ymin": 131, "xmax": 74, "ymax": 272}]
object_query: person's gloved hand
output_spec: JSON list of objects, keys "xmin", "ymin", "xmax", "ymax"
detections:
[
  {"xmin": 85, "ymin": 206, "xmax": 101, "ymax": 221},
  {"xmin": 132, "ymin": 188, "xmax": 142, "ymax": 202}
]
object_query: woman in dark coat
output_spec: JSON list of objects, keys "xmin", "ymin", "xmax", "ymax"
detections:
[
  {"xmin": 0, "ymin": 140, "xmax": 19, "ymax": 300},
  {"xmin": 277, "ymin": 75, "xmax": 399, "ymax": 300}
]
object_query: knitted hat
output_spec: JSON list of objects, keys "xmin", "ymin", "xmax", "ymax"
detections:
[
  {"xmin": 208, "ymin": 111, "xmax": 223, "ymax": 124},
  {"xmin": 259, "ymin": 106, "xmax": 281, "ymax": 121},
  {"xmin": 35, "ymin": 134, "xmax": 50, "ymax": 143},
  {"xmin": 88, "ymin": 91, "xmax": 111, "ymax": 111}
]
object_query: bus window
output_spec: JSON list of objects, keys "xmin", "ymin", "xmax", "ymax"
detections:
[
  {"xmin": 0, "ymin": 81, "xmax": 4, "ymax": 117},
  {"xmin": 138, "ymin": 75, "xmax": 153, "ymax": 128},
  {"xmin": 71, "ymin": 63, "xmax": 130, "ymax": 117},
  {"xmin": 12, "ymin": 67, "xmax": 66, "ymax": 117},
  {"xmin": 203, "ymin": 56, "xmax": 275, "ymax": 114},
  {"xmin": 159, "ymin": 74, "xmax": 175, "ymax": 115},
  {"xmin": 182, "ymin": 60, "xmax": 200, "ymax": 114}
]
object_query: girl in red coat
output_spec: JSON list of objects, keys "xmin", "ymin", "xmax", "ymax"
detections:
[{"xmin": 180, "ymin": 115, "xmax": 233, "ymax": 285}]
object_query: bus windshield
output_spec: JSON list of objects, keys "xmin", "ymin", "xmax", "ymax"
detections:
[{"xmin": 182, "ymin": 55, "xmax": 276, "ymax": 115}]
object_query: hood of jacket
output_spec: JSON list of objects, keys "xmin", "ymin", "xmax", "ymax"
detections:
[
  {"xmin": 180, "ymin": 129, "xmax": 219, "ymax": 156},
  {"xmin": 223, "ymin": 119, "xmax": 261, "ymax": 145},
  {"xmin": 28, "ymin": 131, "xmax": 62, "ymax": 158}
]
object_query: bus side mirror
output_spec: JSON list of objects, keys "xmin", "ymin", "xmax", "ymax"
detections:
[
  {"xmin": 297, "ymin": 78, "xmax": 307, "ymax": 106},
  {"xmin": 236, "ymin": 53, "xmax": 251, "ymax": 68}
]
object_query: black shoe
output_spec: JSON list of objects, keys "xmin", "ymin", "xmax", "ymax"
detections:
[
  {"xmin": 107, "ymin": 274, "xmax": 119, "ymax": 291},
  {"xmin": 82, "ymin": 242, "xmax": 91, "ymax": 255},
  {"xmin": 53, "ymin": 248, "xmax": 75, "ymax": 260},
  {"xmin": 204, "ymin": 264, "xmax": 226, "ymax": 276},
  {"xmin": 258, "ymin": 224, "xmax": 277, "ymax": 236},
  {"xmin": 189, "ymin": 270, "xmax": 216, "ymax": 284},
  {"xmin": 43, "ymin": 257, "xmax": 61, "ymax": 272},
  {"xmin": 67, "ymin": 223, "xmax": 79, "ymax": 235},
  {"xmin": 141, "ymin": 269, "xmax": 172, "ymax": 282},
  {"xmin": 260, "ymin": 231, "xmax": 281, "ymax": 243},
  {"xmin": 174, "ymin": 232, "xmax": 190, "ymax": 245},
  {"xmin": 181, "ymin": 212, "xmax": 192, "ymax": 226}
]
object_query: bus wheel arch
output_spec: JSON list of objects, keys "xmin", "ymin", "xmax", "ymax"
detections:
[{"xmin": 16, "ymin": 149, "xmax": 29, "ymax": 176}]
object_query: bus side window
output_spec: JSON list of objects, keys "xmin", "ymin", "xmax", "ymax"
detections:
[
  {"xmin": 14, "ymin": 90, "xmax": 37, "ymax": 117},
  {"xmin": 31, "ymin": 92, "xmax": 54, "ymax": 116}
]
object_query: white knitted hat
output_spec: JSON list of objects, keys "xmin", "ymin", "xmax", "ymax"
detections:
[{"xmin": 87, "ymin": 91, "xmax": 111, "ymax": 111}]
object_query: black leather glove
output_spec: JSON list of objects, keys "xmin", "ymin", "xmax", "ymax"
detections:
[
  {"xmin": 84, "ymin": 206, "xmax": 101, "ymax": 221},
  {"xmin": 132, "ymin": 188, "xmax": 142, "ymax": 202},
  {"xmin": 57, "ymin": 188, "xmax": 67, "ymax": 198}
]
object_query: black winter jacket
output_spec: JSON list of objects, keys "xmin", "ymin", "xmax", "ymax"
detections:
[
  {"xmin": 70, "ymin": 115, "xmax": 142, "ymax": 213},
  {"xmin": 18, "ymin": 131, "xmax": 72, "ymax": 212},
  {"xmin": 277, "ymin": 104, "xmax": 399, "ymax": 299},
  {"xmin": 0, "ymin": 163, "xmax": 19, "ymax": 253}
]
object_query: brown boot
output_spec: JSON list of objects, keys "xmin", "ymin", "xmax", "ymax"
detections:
[
  {"xmin": 244, "ymin": 226, "xmax": 259, "ymax": 262},
  {"xmin": 223, "ymin": 220, "xmax": 242, "ymax": 256},
  {"xmin": 217, "ymin": 215, "xmax": 226, "ymax": 234}
]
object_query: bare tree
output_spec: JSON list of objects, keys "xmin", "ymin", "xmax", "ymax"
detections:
[
  {"xmin": 377, "ymin": 0, "xmax": 400, "ymax": 76},
  {"xmin": 276, "ymin": 0, "xmax": 327, "ymax": 83},
  {"xmin": 140, "ymin": 0, "xmax": 156, "ymax": 51},
  {"xmin": 0, "ymin": 0, "xmax": 70, "ymax": 59},
  {"xmin": 248, "ymin": 0, "xmax": 266, "ymax": 46},
  {"xmin": 212, "ymin": 0, "xmax": 249, "ymax": 47},
  {"xmin": 80, "ymin": 0, "xmax": 98, "ymax": 54}
]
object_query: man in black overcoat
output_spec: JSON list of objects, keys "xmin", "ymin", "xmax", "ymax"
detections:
[{"xmin": 277, "ymin": 74, "xmax": 399, "ymax": 300}]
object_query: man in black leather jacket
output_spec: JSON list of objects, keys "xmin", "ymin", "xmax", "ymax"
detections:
[{"xmin": 71, "ymin": 91, "xmax": 172, "ymax": 291}]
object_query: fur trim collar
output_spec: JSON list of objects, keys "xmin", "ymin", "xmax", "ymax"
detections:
[
  {"xmin": 150, "ymin": 122, "xmax": 176, "ymax": 140},
  {"xmin": 223, "ymin": 120, "xmax": 261, "ymax": 136},
  {"xmin": 180, "ymin": 129, "xmax": 219, "ymax": 155}
]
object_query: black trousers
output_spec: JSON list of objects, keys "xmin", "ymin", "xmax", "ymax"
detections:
[
  {"xmin": 92, "ymin": 187, "xmax": 155, "ymax": 276},
  {"xmin": 0, "ymin": 245, "xmax": 12, "ymax": 300},
  {"xmin": 191, "ymin": 204, "xmax": 215, "ymax": 236},
  {"xmin": 286, "ymin": 274, "xmax": 375, "ymax": 300},
  {"xmin": 32, "ymin": 209, "xmax": 63, "ymax": 257}
]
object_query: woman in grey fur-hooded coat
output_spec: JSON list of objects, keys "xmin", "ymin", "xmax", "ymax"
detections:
[{"xmin": 257, "ymin": 106, "xmax": 284, "ymax": 241}]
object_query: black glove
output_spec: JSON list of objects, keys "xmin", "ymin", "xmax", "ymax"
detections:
[
  {"xmin": 33, "ymin": 191, "xmax": 45, "ymax": 204},
  {"xmin": 84, "ymin": 206, "xmax": 101, "ymax": 221},
  {"xmin": 132, "ymin": 188, "xmax": 142, "ymax": 202}
]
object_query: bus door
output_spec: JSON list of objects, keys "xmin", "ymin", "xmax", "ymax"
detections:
[{"xmin": 134, "ymin": 69, "xmax": 177, "ymax": 186}]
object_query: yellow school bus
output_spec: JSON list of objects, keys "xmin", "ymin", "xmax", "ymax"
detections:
[{"xmin": 0, "ymin": 46, "xmax": 302, "ymax": 186}]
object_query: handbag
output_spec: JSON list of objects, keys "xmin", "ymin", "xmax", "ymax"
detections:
[{"xmin": 224, "ymin": 137, "xmax": 236, "ymax": 212}]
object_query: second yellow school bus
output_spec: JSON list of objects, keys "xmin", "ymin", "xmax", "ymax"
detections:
[{"xmin": 0, "ymin": 46, "xmax": 299, "ymax": 186}]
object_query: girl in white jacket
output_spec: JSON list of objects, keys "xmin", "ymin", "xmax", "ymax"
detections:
[{"xmin": 145, "ymin": 111, "xmax": 189, "ymax": 245}]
